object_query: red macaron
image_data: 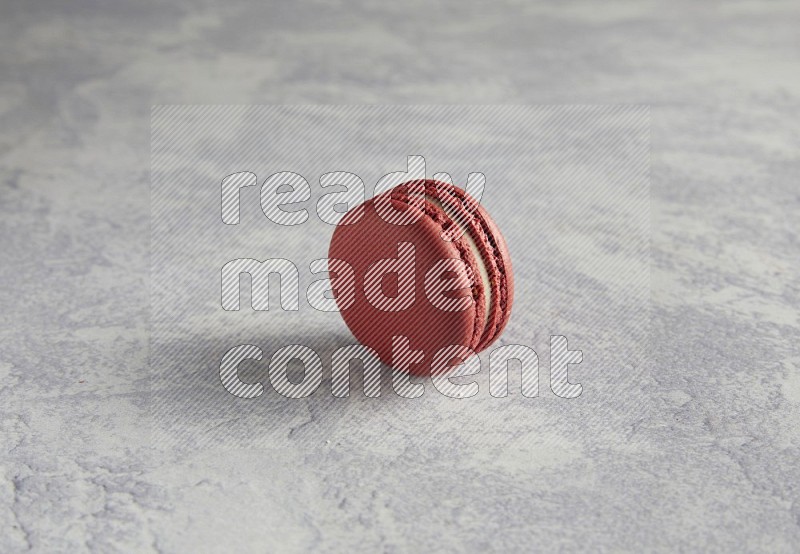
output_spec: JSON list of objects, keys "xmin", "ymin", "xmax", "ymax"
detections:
[{"xmin": 328, "ymin": 180, "xmax": 513, "ymax": 376}]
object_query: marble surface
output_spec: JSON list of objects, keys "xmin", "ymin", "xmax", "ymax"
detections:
[{"xmin": 1, "ymin": 1, "xmax": 799, "ymax": 552}]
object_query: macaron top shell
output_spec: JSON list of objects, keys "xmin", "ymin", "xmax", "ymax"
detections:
[{"xmin": 328, "ymin": 180, "xmax": 513, "ymax": 375}]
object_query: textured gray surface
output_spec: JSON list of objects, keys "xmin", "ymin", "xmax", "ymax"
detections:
[
  {"xmin": 149, "ymin": 105, "xmax": 650, "ymax": 449},
  {"xmin": 1, "ymin": 1, "xmax": 799, "ymax": 552}
]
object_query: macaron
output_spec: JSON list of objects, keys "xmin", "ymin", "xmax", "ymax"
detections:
[{"xmin": 328, "ymin": 179, "xmax": 513, "ymax": 376}]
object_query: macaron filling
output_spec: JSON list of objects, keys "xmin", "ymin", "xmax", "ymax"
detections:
[
  {"xmin": 428, "ymin": 197, "xmax": 492, "ymax": 331},
  {"xmin": 382, "ymin": 180, "xmax": 511, "ymax": 351},
  {"xmin": 425, "ymin": 182, "xmax": 512, "ymax": 351}
]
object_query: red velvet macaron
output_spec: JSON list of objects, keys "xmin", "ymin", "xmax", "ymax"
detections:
[{"xmin": 328, "ymin": 180, "xmax": 513, "ymax": 376}]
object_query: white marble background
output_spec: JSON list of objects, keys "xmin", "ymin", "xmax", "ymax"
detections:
[{"xmin": 1, "ymin": 1, "xmax": 798, "ymax": 552}]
